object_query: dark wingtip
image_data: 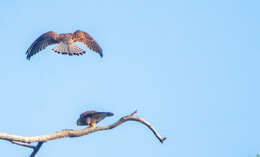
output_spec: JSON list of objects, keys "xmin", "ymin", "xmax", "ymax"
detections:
[
  {"xmin": 26, "ymin": 55, "xmax": 31, "ymax": 60},
  {"xmin": 108, "ymin": 112, "xmax": 114, "ymax": 116},
  {"xmin": 101, "ymin": 112, "xmax": 114, "ymax": 117}
]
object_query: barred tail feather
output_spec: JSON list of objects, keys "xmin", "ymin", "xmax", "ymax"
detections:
[{"xmin": 52, "ymin": 43, "xmax": 86, "ymax": 56}]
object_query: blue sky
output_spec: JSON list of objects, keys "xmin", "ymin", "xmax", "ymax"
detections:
[{"xmin": 0, "ymin": 0, "xmax": 259, "ymax": 157}]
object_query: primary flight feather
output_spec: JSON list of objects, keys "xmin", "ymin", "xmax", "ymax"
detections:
[{"xmin": 26, "ymin": 30, "xmax": 103, "ymax": 60}]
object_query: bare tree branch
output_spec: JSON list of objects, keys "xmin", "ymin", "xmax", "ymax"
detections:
[
  {"xmin": 11, "ymin": 141, "xmax": 35, "ymax": 149},
  {"xmin": 0, "ymin": 111, "xmax": 166, "ymax": 156},
  {"xmin": 29, "ymin": 142, "xmax": 44, "ymax": 157}
]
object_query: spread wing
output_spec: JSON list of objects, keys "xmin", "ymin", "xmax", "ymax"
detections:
[
  {"xmin": 73, "ymin": 30, "xmax": 103, "ymax": 57},
  {"xmin": 26, "ymin": 31, "xmax": 59, "ymax": 60}
]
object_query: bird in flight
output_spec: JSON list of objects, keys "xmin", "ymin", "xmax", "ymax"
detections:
[
  {"xmin": 26, "ymin": 30, "xmax": 103, "ymax": 60},
  {"xmin": 77, "ymin": 110, "xmax": 114, "ymax": 128}
]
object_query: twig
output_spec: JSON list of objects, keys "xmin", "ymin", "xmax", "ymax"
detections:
[
  {"xmin": 11, "ymin": 141, "xmax": 35, "ymax": 149},
  {"xmin": 29, "ymin": 142, "xmax": 44, "ymax": 157}
]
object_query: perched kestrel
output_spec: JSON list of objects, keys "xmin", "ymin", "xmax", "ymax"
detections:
[
  {"xmin": 26, "ymin": 30, "xmax": 103, "ymax": 60},
  {"xmin": 77, "ymin": 110, "xmax": 114, "ymax": 128}
]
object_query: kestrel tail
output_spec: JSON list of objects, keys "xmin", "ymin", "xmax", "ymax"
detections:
[{"xmin": 26, "ymin": 30, "xmax": 103, "ymax": 60}]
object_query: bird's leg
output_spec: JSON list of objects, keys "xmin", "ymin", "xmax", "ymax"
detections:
[
  {"xmin": 87, "ymin": 118, "xmax": 91, "ymax": 127},
  {"xmin": 90, "ymin": 122, "xmax": 96, "ymax": 128},
  {"xmin": 87, "ymin": 118, "xmax": 95, "ymax": 128}
]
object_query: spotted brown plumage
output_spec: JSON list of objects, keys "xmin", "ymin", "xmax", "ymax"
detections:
[
  {"xmin": 77, "ymin": 110, "xmax": 114, "ymax": 128},
  {"xmin": 26, "ymin": 30, "xmax": 103, "ymax": 60}
]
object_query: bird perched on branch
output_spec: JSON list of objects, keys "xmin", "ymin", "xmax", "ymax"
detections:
[
  {"xmin": 77, "ymin": 110, "xmax": 114, "ymax": 128},
  {"xmin": 26, "ymin": 30, "xmax": 103, "ymax": 60}
]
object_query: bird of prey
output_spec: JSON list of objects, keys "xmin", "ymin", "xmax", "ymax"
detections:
[
  {"xmin": 26, "ymin": 30, "xmax": 103, "ymax": 60},
  {"xmin": 77, "ymin": 110, "xmax": 114, "ymax": 128}
]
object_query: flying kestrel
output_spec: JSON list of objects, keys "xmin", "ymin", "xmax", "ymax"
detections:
[
  {"xmin": 26, "ymin": 30, "xmax": 103, "ymax": 60},
  {"xmin": 77, "ymin": 110, "xmax": 114, "ymax": 128}
]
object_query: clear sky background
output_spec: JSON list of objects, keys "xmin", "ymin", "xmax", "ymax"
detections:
[{"xmin": 0, "ymin": 0, "xmax": 259, "ymax": 157}]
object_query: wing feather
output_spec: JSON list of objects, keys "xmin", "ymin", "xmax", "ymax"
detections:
[
  {"xmin": 26, "ymin": 31, "xmax": 59, "ymax": 60},
  {"xmin": 73, "ymin": 30, "xmax": 103, "ymax": 57},
  {"xmin": 92, "ymin": 112, "xmax": 114, "ymax": 123}
]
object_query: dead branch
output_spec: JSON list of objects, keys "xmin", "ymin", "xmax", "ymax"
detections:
[
  {"xmin": 29, "ymin": 142, "xmax": 44, "ymax": 157},
  {"xmin": 11, "ymin": 141, "xmax": 35, "ymax": 149},
  {"xmin": 0, "ymin": 111, "xmax": 166, "ymax": 156}
]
